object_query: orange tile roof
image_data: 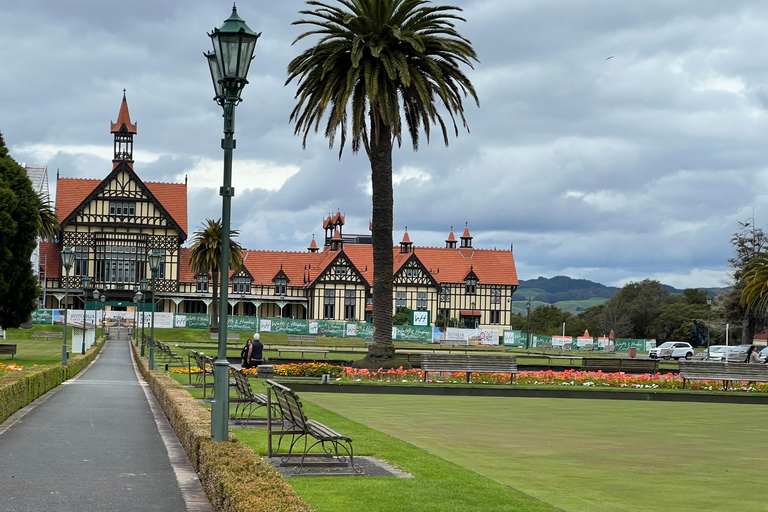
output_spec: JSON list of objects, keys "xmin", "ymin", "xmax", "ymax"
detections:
[
  {"xmin": 110, "ymin": 92, "xmax": 137, "ymax": 134},
  {"xmin": 459, "ymin": 310, "xmax": 482, "ymax": 316},
  {"xmin": 40, "ymin": 242, "xmax": 61, "ymax": 278},
  {"xmin": 400, "ymin": 231, "xmax": 412, "ymax": 244},
  {"xmin": 331, "ymin": 228, "xmax": 342, "ymax": 241},
  {"xmin": 308, "ymin": 237, "xmax": 318, "ymax": 251},
  {"xmin": 461, "ymin": 226, "xmax": 472, "ymax": 239},
  {"xmin": 446, "ymin": 230, "xmax": 457, "ymax": 243},
  {"xmin": 55, "ymin": 176, "xmax": 187, "ymax": 235}
]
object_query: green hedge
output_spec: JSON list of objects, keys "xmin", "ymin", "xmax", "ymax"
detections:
[
  {"xmin": 131, "ymin": 344, "xmax": 312, "ymax": 512},
  {"xmin": 0, "ymin": 340, "xmax": 106, "ymax": 423}
]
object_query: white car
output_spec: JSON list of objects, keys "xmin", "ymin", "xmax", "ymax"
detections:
[
  {"xmin": 706, "ymin": 345, "xmax": 731, "ymax": 362},
  {"xmin": 648, "ymin": 342, "xmax": 694, "ymax": 360}
]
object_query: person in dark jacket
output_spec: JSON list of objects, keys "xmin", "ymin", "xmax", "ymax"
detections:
[
  {"xmin": 249, "ymin": 333, "xmax": 264, "ymax": 367},
  {"xmin": 240, "ymin": 339, "xmax": 252, "ymax": 368}
]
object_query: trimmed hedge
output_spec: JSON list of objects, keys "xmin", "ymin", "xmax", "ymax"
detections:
[
  {"xmin": 131, "ymin": 344, "xmax": 313, "ymax": 512},
  {"xmin": 0, "ymin": 340, "xmax": 106, "ymax": 423}
]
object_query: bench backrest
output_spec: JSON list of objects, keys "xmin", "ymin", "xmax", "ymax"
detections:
[
  {"xmin": 679, "ymin": 361, "xmax": 768, "ymax": 381},
  {"xmin": 421, "ymin": 354, "xmax": 517, "ymax": 373},
  {"xmin": 582, "ymin": 358, "xmax": 659, "ymax": 373},
  {"xmin": 231, "ymin": 367, "xmax": 254, "ymax": 400},
  {"xmin": 267, "ymin": 381, "xmax": 309, "ymax": 431}
]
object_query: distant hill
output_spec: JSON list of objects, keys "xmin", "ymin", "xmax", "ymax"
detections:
[{"xmin": 517, "ymin": 275, "xmax": 727, "ymax": 305}]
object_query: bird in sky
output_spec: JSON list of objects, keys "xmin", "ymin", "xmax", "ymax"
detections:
[{"xmin": 605, "ymin": 56, "xmax": 614, "ymax": 60}]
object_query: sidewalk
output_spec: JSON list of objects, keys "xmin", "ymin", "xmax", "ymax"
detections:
[{"xmin": 0, "ymin": 339, "xmax": 212, "ymax": 512}]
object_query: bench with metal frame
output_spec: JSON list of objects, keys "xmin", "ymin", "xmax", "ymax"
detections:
[
  {"xmin": 581, "ymin": 357, "xmax": 659, "ymax": 373},
  {"xmin": 210, "ymin": 332, "xmax": 240, "ymax": 340},
  {"xmin": 679, "ymin": 361, "xmax": 768, "ymax": 390},
  {"xmin": 188, "ymin": 350, "xmax": 214, "ymax": 396},
  {"xmin": 229, "ymin": 367, "xmax": 278, "ymax": 425},
  {"xmin": 0, "ymin": 344, "xmax": 17, "ymax": 359},
  {"xmin": 152, "ymin": 340, "xmax": 184, "ymax": 366},
  {"xmin": 286, "ymin": 335, "xmax": 317, "ymax": 344},
  {"xmin": 264, "ymin": 379, "xmax": 361, "ymax": 476},
  {"xmin": 421, "ymin": 353, "xmax": 518, "ymax": 384},
  {"xmin": 277, "ymin": 348, "xmax": 329, "ymax": 359},
  {"xmin": 32, "ymin": 332, "xmax": 62, "ymax": 339}
]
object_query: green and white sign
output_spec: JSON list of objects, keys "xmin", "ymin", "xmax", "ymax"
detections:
[{"xmin": 411, "ymin": 310, "xmax": 431, "ymax": 326}]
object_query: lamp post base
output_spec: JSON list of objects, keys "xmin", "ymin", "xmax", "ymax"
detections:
[{"xmin": 211, "ymin": 358, "xmax": 230, "ymax": 441}]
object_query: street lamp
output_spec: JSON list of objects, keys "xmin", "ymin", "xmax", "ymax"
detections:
[
  {"xmin": 100, "ymin": 295, "xmax": 105, "ymax": 333},
  {"xmin": 526, "ymin": 297, "xmax": 532, "ymax": 350},
  {"xmin": 148, "ymin": 249, "xmax": 162, "ymax": 371},
  {"xmin": 140, "ymin": 278, "xmax": 149, "ymax": 357},
  {"xmin": 81, "ymin": 276, "xmax": 91, "ymax": 355},
  {"xmin": 93, "ymin": 290, "xmax": 100, "ymax": 344},
  {"xmin": 60, "ymin": 247, "xmax": 75, "ymax": 365},
  {"xmin": 133, "ymin": 291, "xmax": 142, "ymax": 347},
  {"xmin": 706, "ymin": 295, "xmax": 713, "ymax": 360},
  {"xmin": 205, "ymin": 6, "xmax": 259, "ymax": 442}
]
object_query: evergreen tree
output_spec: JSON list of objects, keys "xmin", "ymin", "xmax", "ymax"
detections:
[{"xmin": 0, "ymin": 131, "xmax": 40, "ymax": 328}]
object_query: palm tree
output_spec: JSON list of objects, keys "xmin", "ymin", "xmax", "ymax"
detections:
[
  {"xmin": 287, "ymin": 0, "xmax": 478, "ymax": 367},
  {"xmin": 189, "ymin": 218, "xmax": 243, "ymax": 331},
  {"xmin": 741, "ymin": 251, "xmax": 768, "ymax": 313},
  {"xmin": 37, "ymin": 194, "xmax": 59, "ymax": 241}
]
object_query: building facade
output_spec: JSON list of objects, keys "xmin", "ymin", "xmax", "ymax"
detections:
[{"xmin": 41, "ymin": 96, "xmax": 519, "ymax": 330}]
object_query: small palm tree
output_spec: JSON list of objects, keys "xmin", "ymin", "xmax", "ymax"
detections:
[
  {"xmin": 741, "ymin": 251, "xmax": 768, "ymax": 312},
  {"xmin": 189, "ymin": 218, "xmax": 243, "ymax": 331},
  {"xmin": 287, "ymin": 0, "xmax": 478, "ymax": 367},
  {"xmin": 37, "ymin": 194, "xmax": 59, "ymax": 241}
]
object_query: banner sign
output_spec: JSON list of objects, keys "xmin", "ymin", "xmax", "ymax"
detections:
[
  {"xmin": 552, "ymin": 335, "xmax": 573, "ymax": 349},
  {"xmin": 393, "ymin": 325, "xmax": 432, "ymax": 343},
  {"xmin": 32, "ymin": 309, "xmax": 53, "ymax": 324},
  {"xmin": 317, "ymin": 320, "xmax": 346, "ymax": 338},
  {"xmin": 502, "ymin": 330, "xmax": 525, "ymax": 346},
  {"xmin": 175, "ymin": 314, "xmax": 210, "ymax": 329}
]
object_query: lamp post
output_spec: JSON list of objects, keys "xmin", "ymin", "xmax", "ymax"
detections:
[
  {"xmin": 100, "ymin": 295, "xmax": 105, "ymax": 333},
  {"xmin": 205, "ymin": 6, "xmax": 259, "ymax": 442},
  {"xmin": 81, "ymin": 276, "xmax": 91, "ymax": 354},
  {"xmin": 93, "ymin": 290, "xmax": 100, "ymax": 344},
  {"xmin": 706, "ymin": 295, "xmax": 712, "ymax": 360},
  {"xmin": 60, "ymin": 247, "xmax": 75, "ymax": 365},
  {"xmin": 148, "ymin": 249, "xmax": 162, "ymax": 371},
  {"xmin": 526, "ymin": 297, "xmax": 532, "ymax": 350},
  {"xmin": 134, "ymin": 291, "xmax": 142, "ymax": 347},
  {"xmin": 140, "ymin": 278, "xmax": 148, "ymax": 357}
]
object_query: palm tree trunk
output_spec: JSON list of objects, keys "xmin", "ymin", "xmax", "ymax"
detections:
[
  {"xmin": 210, "ymin": 269, "xmax": 220, "ymax": 332},
  {"xmin": 354, "ymin": 121, "xmax": 398, "ymax": 368}
]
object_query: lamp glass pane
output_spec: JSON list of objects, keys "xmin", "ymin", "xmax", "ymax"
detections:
[
  {"xmin": 206, "ymin": 52, "xmax": 224, "ymax": 97},
  {"xmin": 61, "ymin": 247, "xmax": 75, "ymax": 269},
  {"xmin": 82, "ymin": 276, "xmax": 91, "ymax": 290}
]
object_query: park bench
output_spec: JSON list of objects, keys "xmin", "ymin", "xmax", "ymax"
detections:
[
  {"xmin": 277, "ymin": 348, "xmax": 329, "ymax": 359},
  {"xmin": 583, "ymin": 343, "xmax": 594, "ymax": 351},
  {"xmin": 421, "ymin": 353, "xmax": 518, "ymax": 384},
  {"xmin": 265, "ymin": 380, "xmax": 361, "ymax": 475},
  {"xmin": 286, "ymin": 335, "xmax": 317, "ymax": 344},
  {"xmin": 33, "ymin": 332, "xmax": 62, "ymax": 339},
  {"xmin": 691, "ymin": 351, "xmax": 708, "ymax": 361},
  {"xmin": 541, "ymin": 342, "xmax": 553, "ymax": 350},
  {"xmin": 152, "ymin": 340, "xmax": 184, "ymax": 367},
  {"xmin": 0, "ymin": 344, "xmax": 17, "ymax": 359},
  {"xmin": 229, "ymin": 367, "xmax": 278, "ymax": 425},
  {"xmin": 363, "ymin": 338, "xmax": 373, "ymax": 345},
  {"xmin": 679, "ymin": 361, "xmax": 768, "ymax": 390},
  {"xmin": 188, "ymin": 350, "xmax": 214, "ymax": 396},
  {"xmin": 581, "ymin": 357, "xmax": 659, "ymax": 374},
  {"xmin": 561, "ymin": 343, "xmax": 572, "ymax": 352},
  {"xmin": 210, "ymin": 332, "xmax": 240, "ymax": 340}
]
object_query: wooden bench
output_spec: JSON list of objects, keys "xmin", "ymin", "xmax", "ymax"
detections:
[
  {"xmin": 229, "ymin": 367, "xmax": 277, "ymax": 424},
  {"xmin": 679, "ymin": 361, "xmax": 768, "ymax": 390},
  {"xmin": 581, "ymin": 357, "xmax": 659, "ymax": 374},
  {"xmin": 152, "ymin": 340, "xmax": 184, "ymax": 366},
  {"xmin": 33, "ymin": 332, "xmax": 62, "ymax": 339},
  {"xmin": 287, "ymin": 335, "xmax": 317, "ymax": 344},
  {"xmin": 210, "ymin": 332, "xmax": 240, "ymax": 340},
  {"xmin": 363, "ymin": 338, "xmax": 373, "ymax": 345},
  {"xmin": 265, "ymin": 380, "xmax": 361, "ymax": 475},
  {"xmin": 277, "ymin": 348, "xmax": 329, "ymax": 359},
  {"xmin": 0, "ymin": 344, "xmax": 17, "ymax": 359},
  {"xmin": 188, "ymin": 350, "xmax": 214, "ymax": 397},
  {"xmin": 421, "ymin": 354, "xmax": 518, "ymax": 384}
]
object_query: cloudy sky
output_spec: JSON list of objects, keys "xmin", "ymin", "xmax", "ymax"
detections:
[{"xmin": 3, "ymin": 0, "xmax": 767, "ymax": 289}]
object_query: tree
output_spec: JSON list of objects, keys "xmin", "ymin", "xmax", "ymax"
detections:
[
  {"xmin": 287, "ymin": 0, "xmax": 478, "ymax": 368},
  {"xmin": 392, "ymin": 307, "xmax": 411, "ymax": 326},
  {"xmin": 37, "ymin": 194, "xmax": 59, "ymax": 241},
  {"xmin": 188, "ymin": 219, "xmax": 243, "ymax": 332},
  {"xmin": 728, "ymin": 219, "xmax": 767, "ymax": 343},
  {"xmin": 0, "ymin": 130, "xmax": 40, "ymax": 328},
  {"xmin": 610, "ymin": 279, "xmax": 671, "ymax": 338}
]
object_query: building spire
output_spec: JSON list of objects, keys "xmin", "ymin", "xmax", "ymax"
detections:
[{"xmin": 110, "ymin": 91, "xmax": 137, "ymax": 163}]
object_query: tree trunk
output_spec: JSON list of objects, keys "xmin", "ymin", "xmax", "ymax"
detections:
[
  {"xmin": 210, "ymin": 269, "xmax": 220, "ymax": 332},
  {"xmin": 353, "ymin": 121, "xmax": 399, "ymax": 369}
]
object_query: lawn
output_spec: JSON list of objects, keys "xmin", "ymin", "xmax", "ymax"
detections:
[
  {"xmin": 0, "ymin": 325, "xmax": 99, "ymax": 366},
  {"xmin": 300, "ymin": 393, "xmax": 767, "ymax": 512}
]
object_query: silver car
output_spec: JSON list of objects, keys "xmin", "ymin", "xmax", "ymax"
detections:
[
  {"xmin": 648, "ymin": 342, "xmax": 694, "ymax": 360},
  {"xmin": 706, "ymin": 345, "xmax": 731, "ymax": 362}
]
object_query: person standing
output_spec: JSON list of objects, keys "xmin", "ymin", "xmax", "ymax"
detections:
[
  {"xmin": 240, "ymin": 339, "xmax": 252, "ymax": 369},
  {"xmin": 746, "ymin": 345, "xmax": 761, "ymax": 364},
  {"xmin": 249, "ymin": 333, "xmax": 264, "ymax": 367}
]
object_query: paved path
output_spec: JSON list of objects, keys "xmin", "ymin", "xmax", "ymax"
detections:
[{"xmin": 0, "ymin": 340, "xmax": 212, "ymax": 512}]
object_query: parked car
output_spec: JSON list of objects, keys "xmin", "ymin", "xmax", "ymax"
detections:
[
  {"xmin": 648, "ymin": 342, "xmax": 694, "ymax": 360},
  {"xmin": 759, "ymin": 346, "xmax": 768, "ymax": 360},
  {"xmin": 727, "ymin": 344, "xmax": 755, "ymax": 362},
  {"xmin": 706, "ymin": 345, "xmax": 732, "ymax": 362}
]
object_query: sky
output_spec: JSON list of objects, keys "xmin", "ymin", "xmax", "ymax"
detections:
[{"xmin": 3, "ymin": 0, "xmax": 768, "ymax": 289}]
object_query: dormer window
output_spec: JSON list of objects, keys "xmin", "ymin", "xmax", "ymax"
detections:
[
  {"xmin": 233, "ymin": 276, "xmax": 251, "ymax": 294},
  {"xmin": 110, "ymin": 201, "xmax": 135, "ymax": 216},
  {"xmin": 274, "ymin": 278, "xmax": 287, "ymax": 296},
  {"xmin": 465, "ymin": 278, "xmax": 477, "ymax": 295},
  {"xmin": 405, "ymin": 268, "xmax": 419, "ymax": 278},
  {"xmin": 196, "ymin": 275, "xmax": 209, "ymax": 293},
  {"xmin": 335, "ymin": 265, "xmax": 347, "ymax": 276}
]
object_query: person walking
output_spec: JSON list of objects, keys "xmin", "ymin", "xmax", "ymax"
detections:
[{"xmin": 240, "ymin": 339, "xmax": 252, "ymax": 369}]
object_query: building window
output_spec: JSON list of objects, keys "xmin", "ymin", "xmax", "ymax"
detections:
[
  {"xmin": 74, "ymin": 246, "xmax": 88, "ymax": 276},
  {"xmin": 233, "ymin": 277, "xmax": 250, "ymax": 294},
  {"xmin": 439, "ymin": 308, "xmax": 451, "ymax": 320},
  {"xmin": 109, "ymin": 201, "xmax": 135, "ymax": 216},
  {"xmin": 395, "ymin": 291, "xmax": 407, "ymax": 309},
  {"xmin": 465, "ymin": 279, "xmax": 477, "ymax": 295},
  {"xmin": 489, "ymin": 310, "xmax": 501, "ymax": 324},
  {"xmin": 274, "ymin": 278, "xmax": 287, "ymax": 296},
  {"xmin": 405, "ymin": 268, "xmax": 419, "ymax": 278},
  {"xmin": 196, "ymin": 275, "xmax": 209, "ymax": 292},
  {"xmin": 345, "ymin": 290, "xmax": 356, "ymax": 320},
  {"xmin": 335, "ymin": 265, "xmax": 347, "ymax": 276},
  {"xmin": 324, "ymin": 289, "xmax": 335, "ymax": 319},
  {"xmin": 95, "ymin": 245, "xmax": 142, "ymax": 284},
  {"xmin": 416, "ymin": 291, "xmax": 428, "ymax": 310},
  {"xmin": 491, "ymin": 289, "xmax": 501, "ymax": 304},
  {"xmin": 440, "ymin": 288, "xmax": 450, "ymax": 302}
]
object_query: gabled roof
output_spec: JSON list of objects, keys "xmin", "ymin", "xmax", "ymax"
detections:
[
  {"xmin": 56, "ymin": 167, "xmax": 188, "ymax": 235},
  {"xmin": 110, "ymin": 91, "xmax": 137, "ymax": 134}
]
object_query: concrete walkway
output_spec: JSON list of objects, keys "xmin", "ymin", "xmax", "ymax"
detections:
[{"xmin": 0, "ymin": 340, "xmax": 212, "ymax": 512}]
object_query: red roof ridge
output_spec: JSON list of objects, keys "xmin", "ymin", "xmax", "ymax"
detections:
[
  {"xmin": 57, "ymin": 176, "xmax": 101, "ymax": 181},
  {"xmin": 143, "ymin": 179, "xmax": 186, "ymax": 186}
]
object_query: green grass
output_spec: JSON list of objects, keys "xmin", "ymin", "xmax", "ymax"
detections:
[
  {"xmin": 301, "ymin": 393, "xmax": 768, "ymax": 512},
  {"xmin": 1, "ymin": 325, "xmax": 103, "ymax": 366}
]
